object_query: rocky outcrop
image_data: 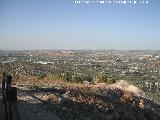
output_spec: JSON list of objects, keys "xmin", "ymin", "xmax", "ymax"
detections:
[{"xmin": 110, "ymin": 80, "xmax": 145, "ymax": 97}]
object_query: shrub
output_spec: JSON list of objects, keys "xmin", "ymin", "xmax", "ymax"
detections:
[
  {"xmin": 39, "ymin": 74, "xmax": 47, "ymax": 79},
  {"xmin": 98, "ymin": 74, "xmax": 115, "ymax": 84},
  {"xmin": 63, "ymin": 72, "xmax": 72, "ymax": 82}
]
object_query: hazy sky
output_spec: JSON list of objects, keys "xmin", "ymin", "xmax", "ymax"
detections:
[{"xmin": 0, "ymin": 0, "xmax": 160, "ymax": 50}]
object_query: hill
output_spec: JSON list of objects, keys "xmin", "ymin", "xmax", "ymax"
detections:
[{"xmin": 16, "ymin": 79, "xmax": 160, "ymax": 120}]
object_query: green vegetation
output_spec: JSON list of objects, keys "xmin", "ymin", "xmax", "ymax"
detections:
[
  {"xmin": 0, "ymin": 50, "xmax": 160, "ymax": 102},
  {"xmin": 145, "ymin": 92, "xmax": 160, "ymax": 102},
  {"xmin": 38, "ymin": 74, "xmax": 47, "ymax": 79},
  {"xmin": 63, "ymin": 72, "xmax": 72, "ymax": 82},
  {"xmin": 98, "ymin": 73, "xmax": 116, "ymax": 84}
]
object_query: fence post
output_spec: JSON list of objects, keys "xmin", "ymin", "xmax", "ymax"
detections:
[
  {"xmin": 1, "ymin": 72, "xmax": 19, "ymax": 120},
  {"xmin": 2, "ymin": 72, "xmax": 6, "ymax": 103}
]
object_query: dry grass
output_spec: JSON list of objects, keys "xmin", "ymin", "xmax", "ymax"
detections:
[{"xmin": 16, "ymin": 78, "xmax": 160, "ymax": 120}]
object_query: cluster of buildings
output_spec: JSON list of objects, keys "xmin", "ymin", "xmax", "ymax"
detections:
[{"xmin": 0, "ymin": 50, "xmax": 160, "ymax": 83}]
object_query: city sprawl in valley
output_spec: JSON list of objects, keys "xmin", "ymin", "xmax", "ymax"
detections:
[{"xmin": 0, "ymin": 50, "xmax": 160, "ymax": 100}]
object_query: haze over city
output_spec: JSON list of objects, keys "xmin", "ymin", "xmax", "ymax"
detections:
[{"xmin": 0, "ymin": 0, "xmax": 160, "ymax": 50}]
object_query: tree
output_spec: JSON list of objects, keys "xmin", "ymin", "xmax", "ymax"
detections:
[
  {"xmin": 64, "ymin": 72, "xmax": 72, "ymax": 82},
  {"xmin": 98, "ymin": 73, "xmax": 115, "ymax": 84}
]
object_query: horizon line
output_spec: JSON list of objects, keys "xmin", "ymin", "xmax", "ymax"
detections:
[{"xmin": 0, "ymin": 49, "xmax": 160, "ymax": 51}]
